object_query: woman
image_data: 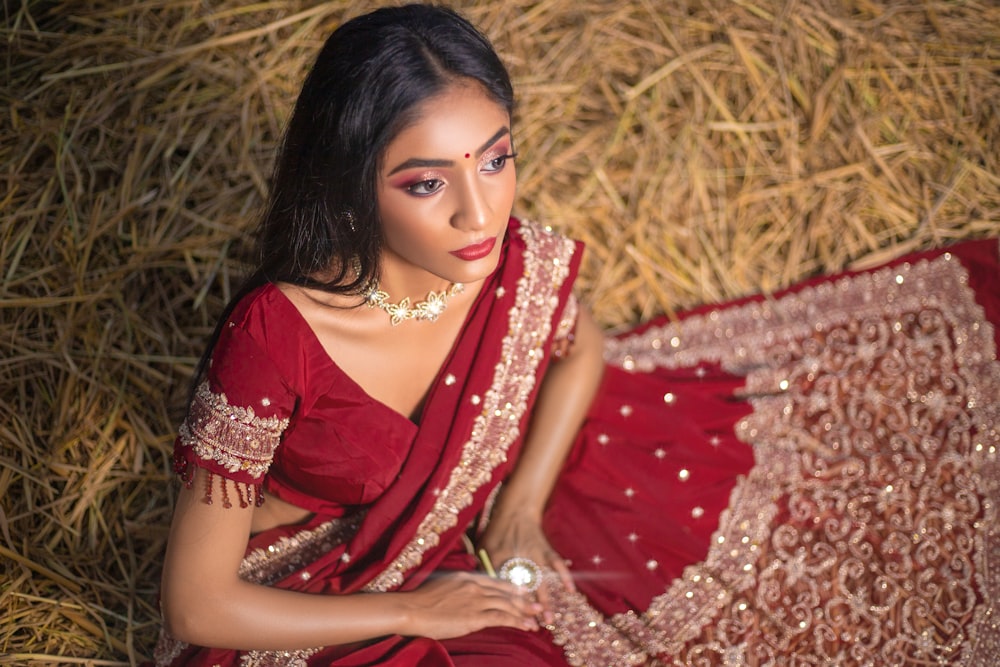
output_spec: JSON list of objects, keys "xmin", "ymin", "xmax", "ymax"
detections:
[
  {"xmin": 158, "ymin": 6, "xmax": 596, "ymax": 664},
  {"xmin": 157, "ymin": 4, "xmax": 1000, "ymax": 666}
]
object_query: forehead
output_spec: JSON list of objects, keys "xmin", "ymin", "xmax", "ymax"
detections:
[{"xmin": 383, "ymin": 84, "xmax": 511, "ymax": 161}]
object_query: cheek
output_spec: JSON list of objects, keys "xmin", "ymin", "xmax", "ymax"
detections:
[
  {"xmin": 491, "ymin": 170, "xmax": 517, "ymax": 207},
  {"xmin": 380, "ymin": 200, "xmax": 437, "ymax": 248},
  {"xmin": 379, "ymin": 193, "xmax": 419, "ymax": 234}
]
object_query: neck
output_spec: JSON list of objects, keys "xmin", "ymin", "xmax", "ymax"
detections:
[{"xmin": 376, "ymin": 256, "xmax": 452, "ymax": 300}]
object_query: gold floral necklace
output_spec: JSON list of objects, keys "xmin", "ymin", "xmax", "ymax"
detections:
[{"xmin": 366, "ymin": 282, "xmax": 465, "ymax": 326}]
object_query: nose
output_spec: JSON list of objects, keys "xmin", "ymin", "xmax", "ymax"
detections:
[{"xmin": 451, "ymin": 172, "xmax": 489, "ymax": 232}]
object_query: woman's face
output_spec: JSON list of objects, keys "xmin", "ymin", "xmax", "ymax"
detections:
[{"xmin": 376, "ymin": 83, "xmax": 516, "ymax": 286}]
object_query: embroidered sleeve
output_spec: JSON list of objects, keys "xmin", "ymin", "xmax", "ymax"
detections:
[
  {"xmin": 551, "ymin": 292, "xmax": 579, "ymax": 359},
  {"xmin": 173, "ymin": 321, "xmax": 294, "ymax": 507},
  {"xmin": 178, "ymin": 381, "xmax": 289, "ymax": 479}
]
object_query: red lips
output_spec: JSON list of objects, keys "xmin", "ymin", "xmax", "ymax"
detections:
[{"xmin": 450, "ymin": 236, "xmax": 497, "ymax": 261}]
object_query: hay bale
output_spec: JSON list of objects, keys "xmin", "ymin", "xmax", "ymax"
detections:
[{"xmin": 1, "ymin": 0, "xmax": 996, "ymax": 661}]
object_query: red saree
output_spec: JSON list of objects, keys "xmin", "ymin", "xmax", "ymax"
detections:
[
  {"xmin": 156, "ymin": 219, "xmax": 583, "ymax": 665},
  {"xmin": 157, "ymin": 219, "xmax": 1000, "ymax": 666}
]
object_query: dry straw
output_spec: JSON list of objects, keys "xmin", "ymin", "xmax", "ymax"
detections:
[{"xmin": 2, "ymin": 0, "xmax": 997, "ymax": 662}]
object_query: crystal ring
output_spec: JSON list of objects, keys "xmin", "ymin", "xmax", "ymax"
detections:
[{"xmin": 497, "ymin": 557, "xmax": 541, "ymax": 592}]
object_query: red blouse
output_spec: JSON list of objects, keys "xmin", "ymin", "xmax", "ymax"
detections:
[{"xmin": 175, "ymin": 284, "xmax": 421, "ymax": 514}]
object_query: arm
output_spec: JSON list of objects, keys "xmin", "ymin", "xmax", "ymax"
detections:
[
  {"xmin": 479, "ymin": 304, "xmax": 605, "ymax": 594},
  {"xmin": 160, "ymin": 470, "xmax": 541, "ymax": 650}
]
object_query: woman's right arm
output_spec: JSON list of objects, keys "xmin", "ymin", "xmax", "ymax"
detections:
[{"xmin": 160, "ymin": 468, "xmax": 541, "ymax": 651}]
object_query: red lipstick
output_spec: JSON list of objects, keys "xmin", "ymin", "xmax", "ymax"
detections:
[{"xmin": 450, "ymin": 237, "xmax": 496, "ymax": 261}]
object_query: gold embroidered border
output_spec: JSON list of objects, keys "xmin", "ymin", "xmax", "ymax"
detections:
[
  {"xmin": 365, "ymin": 220, "xmax": 578, "ymax": 592},
  {"xmin": 238, "ymin": 512, "xmax": 364, "ymax": 586},
  {"xmin": 605, "ymin": 252, "xmax": 996, "ymax": 377},
  {"xmin": 551, "ymin": 252, "xmax": 1000, "ymax": 665},
  {"xmin": 240, "ymin": 649, "xmax": 314, "ymax": 666},
  {"xmin": 179, "ymin": 381, "xmax": 289, "ymax": 480}
]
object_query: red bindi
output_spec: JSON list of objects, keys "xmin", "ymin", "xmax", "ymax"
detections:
[{"xmin": 465, "ymin": 153, "xmax": 471, "ymax": 158}]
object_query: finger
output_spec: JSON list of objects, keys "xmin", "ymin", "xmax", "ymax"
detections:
[
  {"xmin": 471, "ymin": 587, "xmax": 544, "ymax": 630},
  {"xmin": 478, "ymin": 606, "xmax": 540, "ymax": 632},
  {"xmin": 462, "ymin": 575, "xmax": 543, "ymax": 617},
  {"xmin": 551, "ymin": 556, "xmax": 576, "ymax": 592},
  {"xmin": 535, "ymin": 547, "xmax": 575, "ymax": 593},
  {"xmin": 534, "ymin": 580, "xmax": 555, "ymax": 624},
  {"xmin": 486, "ymin": 585, "xmax": 545, "ymax": 618},
  {"xmin": 469, "ymin": 573, "xmax": 528, "ymax": 597}
]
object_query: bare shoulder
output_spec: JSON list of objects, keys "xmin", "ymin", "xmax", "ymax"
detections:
[{"xmin": 276, "ymin": 282, "xmax": 373, "ymax": 338}]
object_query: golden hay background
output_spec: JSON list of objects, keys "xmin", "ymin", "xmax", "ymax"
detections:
[{"xmin": 2, "ymin": 0, "xmax": 998, "ymax": 662}]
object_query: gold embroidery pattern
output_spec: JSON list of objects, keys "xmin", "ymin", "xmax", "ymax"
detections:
[
  {"xmin": 179, "ymin": 381, "xmax": 289, "ymax": 480},
  {"xmin": 238, "ymin": 512, "xmax": 364, "ymax": 586},
  {"xmin": 365, "ymin": 220, "xmax": 578, "ymax": 592},
  {"xmin": 553, "ymin": 253, "xmax": 1000, "ymax": 665},
  {"xmin": 240, "ymin": 649, "xmax": 315, "ymax": 666}
]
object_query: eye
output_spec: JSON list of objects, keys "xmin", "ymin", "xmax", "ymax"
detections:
[
  {"xmin": 483, "ymin": 153, "xmax": 517, "ymax": 173},
  {"xmin": 407, "ymin": 179, "xmax": 444, "ymax": 196}
]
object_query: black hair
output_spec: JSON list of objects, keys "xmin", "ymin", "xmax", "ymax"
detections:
[{"xmin": 190, "ymin": 4, "xmax": 514, "ymax": 391}]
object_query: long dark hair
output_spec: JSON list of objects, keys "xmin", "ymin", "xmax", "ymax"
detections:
[{"xmin": 190, "ymin": 4, "xmax": 514, "ymax": 391}]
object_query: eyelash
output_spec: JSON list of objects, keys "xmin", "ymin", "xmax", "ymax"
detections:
[
  {"xmin": 407, "ymin": 179, "xmax": 444, "ymax": 196},
  {"xmin": 485, "ymin": 152, "xmax": 518, "ymax": 172},
  {"xmin": 405, "ymin": 152, "xmax": 518, "ymax": 196}
]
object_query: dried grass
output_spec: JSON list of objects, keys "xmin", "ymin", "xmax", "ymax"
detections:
[{"xmin": 2, "ymin": 0, "xmax": 997, "ymax": 662}]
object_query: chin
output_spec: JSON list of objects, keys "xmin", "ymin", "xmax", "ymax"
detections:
[{"xmin": 445, "ymin": 256, "xmax": 501, "ymax": 285}]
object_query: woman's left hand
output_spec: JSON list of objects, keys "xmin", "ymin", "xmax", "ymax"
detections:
[{"xmin": 478, "ymin": 508, "xmax": 575, "ymax": 623}]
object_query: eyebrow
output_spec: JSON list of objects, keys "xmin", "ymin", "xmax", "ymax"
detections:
[{"xmin": 387, "ymin": 126, "xmax": 511, "ymax": 176}]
